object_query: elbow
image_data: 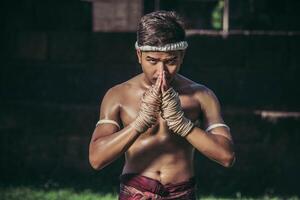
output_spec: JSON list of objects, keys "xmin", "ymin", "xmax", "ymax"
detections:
[
  {"xmin": 89, "ymin": 148, "xmax": 106, "ymax": 170},
  {"xmin": 89, "ymin": 154, "xmax": 102, "ymax": 170},
  {"xmin": 221, "ymin": 151, "xmax": 236, "ymax": 168},
  {"xmin": 89, "ymin": 139, "xmax": 109, "ymax": 170},
  {"xmin": 89, "ymin": 155, "xmax": 108, "ymax": 170}
]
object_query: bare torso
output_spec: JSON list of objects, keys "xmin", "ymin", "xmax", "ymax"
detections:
[
  {"xmin": 118, "ymin": 74, "xmax": 203, "ymax": 184},
  {"xmin": 90, "ymin": 68, "xmax": 235, "ymax": 186}
]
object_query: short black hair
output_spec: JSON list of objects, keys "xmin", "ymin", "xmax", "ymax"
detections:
[{"xmin": 137, "ymin": 11, "xmax": 186, "ymax": 47}]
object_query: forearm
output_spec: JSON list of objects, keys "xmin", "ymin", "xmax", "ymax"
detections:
[
  {"xmin": 185, "ymin": 127, "xmax": 235, "ymax": 167},
  {"xmin": 89, "ymin": 125, "xmax": 140, "ymax": 170}
]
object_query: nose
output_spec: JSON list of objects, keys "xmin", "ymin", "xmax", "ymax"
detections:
[
  {"xmin": 157, "ymin": 62, "xmax": 167, "ymax": 74},
  {"xmin": 157, "ymin": 62, "xmax": 163, "ymax": 72}
]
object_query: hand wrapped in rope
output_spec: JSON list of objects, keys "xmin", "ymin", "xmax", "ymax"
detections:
[
  {"xmin": 161, "ymin": 88, "xmax": 194, "ymax": 137},
  {"xmin": 131, "ymin": 79, "xmax": 162, "ymax": 133}
]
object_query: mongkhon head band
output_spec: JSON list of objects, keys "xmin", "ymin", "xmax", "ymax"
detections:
[{"xmin": 135, "ymin": 41, "xmax": 188, "ymax": 52}]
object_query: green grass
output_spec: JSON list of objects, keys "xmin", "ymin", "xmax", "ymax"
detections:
[
  {"xmin": 0, "ymin": 187, "xmax": 117, "ymax": 200},
  {"xmin": 0, "ymin": 187, "xmax": 299, "ymax": 200}
]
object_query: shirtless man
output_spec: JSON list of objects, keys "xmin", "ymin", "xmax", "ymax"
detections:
[{"xmin": 89, "ymin": 11, "xmax": 235, "ymax": 199}]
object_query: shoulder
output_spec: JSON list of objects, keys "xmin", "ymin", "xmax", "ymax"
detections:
[
  {"xmin": 175, "ymin": 74, "xmax": 220, "ymax": 108},
  {"xmin": 176, "ymin": 75, "xmax": 224, "ymax": 126},
  {"xmin": 193, "ymin": 84, "xmax": 218, "ymax": 103},
  {"xmin": 176, "ymin": 75, "xmax": 216, "ymax": 98},
  {"xmin": 99, "ymin": 74, "xmax": 142, "ymax": 120},
  {"xmin": 105, "ymin": 74, "xmax": 141, "ymax": 95},
  {"xmin": 102, "ymin": 84, "xmax": 123, "ymax": 104},
  {"xmin": 193, "ymin": 84, "xmax": 220, "ymax": 111},
  {"xmin": 102, "ymin": 74, "xmax": 142, "ymax": 103},
  {"xmin": 100, "ymin": 84, "xmax": 122, "ymax": 116}
]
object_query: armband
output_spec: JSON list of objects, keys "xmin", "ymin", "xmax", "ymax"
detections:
[
  {"xmin": 205, "ymin": 123, "xmax": 230, "ymax": 132},
  {"xmin": 96, "ymin": 119, "xmax": 121, "ymax": 130}
]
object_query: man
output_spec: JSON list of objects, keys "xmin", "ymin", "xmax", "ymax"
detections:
[{"xmin": 89, "ymin": 11, "xmax": 235, "ymax": 199}]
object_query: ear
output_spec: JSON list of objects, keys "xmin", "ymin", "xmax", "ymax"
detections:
[{"xmin": 136, "ymin": 50, "xmax": 142, "ymax": 64}]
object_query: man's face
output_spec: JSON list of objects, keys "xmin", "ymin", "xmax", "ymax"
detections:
[{"xmin": 137, "ymin": 50, "xmax": 185, "ymax": 85}]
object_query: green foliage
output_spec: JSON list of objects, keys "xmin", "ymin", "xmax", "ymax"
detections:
[{"xmin": 211, "ymin": 0, "xmax": 224, "ymax": 29}]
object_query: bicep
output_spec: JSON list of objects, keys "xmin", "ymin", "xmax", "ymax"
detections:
[
  {"xmin": 198, "ymin": 89, "xmax": 233, "ymax": 141},
  {"xmin": 92, "ymin": 88, "xmax": 121, "ymax": 141},
  {"xmin": 200, "ymin": 89, "xmax": 223, "ymax": 127}
]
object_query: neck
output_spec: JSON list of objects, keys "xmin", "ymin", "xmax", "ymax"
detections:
[{"xmin": 140, "ymin": 74, "xmax": 152, "ymax": 89}]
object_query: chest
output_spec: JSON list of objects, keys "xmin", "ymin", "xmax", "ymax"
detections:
[
  {"xmin": 120, "ymin": 91, "xmax": 201, "ymax": 152},
  {"xmin": 119, "ymin": 93, "xmax": 201, "ymax": 127}
]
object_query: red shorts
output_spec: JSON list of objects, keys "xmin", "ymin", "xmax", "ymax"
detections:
[{"xmin": 119, "ymin": 173, "xmax": 197, "ymax": 200}]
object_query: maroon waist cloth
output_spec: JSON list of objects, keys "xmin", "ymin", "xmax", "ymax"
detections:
[{"xmin": 119, "ymin": 173, "xmax": 197, "ymax": 200}]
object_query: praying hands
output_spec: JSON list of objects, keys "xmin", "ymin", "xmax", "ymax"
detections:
[
  {"xmin": 131, "ymin": 75, "xmax": 162, "ymax": 133},
  {"xmin": 160, "ymin": 71, "xmax": 194, "ymax": 137},
  {"xmin": 132, "ymin": 70, "xmax": 194, "ymax": 137}
]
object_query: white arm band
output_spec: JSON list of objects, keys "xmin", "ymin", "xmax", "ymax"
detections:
[
  {"xmin": 96, "ymin": 119, "xmax": 121, "ymax": 130},
  {"xmin": 205, "ymin": 123, "xmax": 230, "ymax": 132}
]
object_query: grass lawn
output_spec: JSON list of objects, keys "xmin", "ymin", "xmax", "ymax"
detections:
[{"xmin": 0, "ymin": 187, "xmax": 299, "ymax": 200}]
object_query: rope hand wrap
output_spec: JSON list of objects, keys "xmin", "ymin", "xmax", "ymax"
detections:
[
  {"xmin": 131, "ymin": 85, "xmax": 161, "ymax": 133},
  {"xmin": 162, "ymin": 88, "xmax": 194, "ymax": 137}
]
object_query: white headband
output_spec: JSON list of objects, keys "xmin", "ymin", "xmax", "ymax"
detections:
[{"xmin": 135, "ymin": 41, "xmax": 188, "ymax": 52}]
